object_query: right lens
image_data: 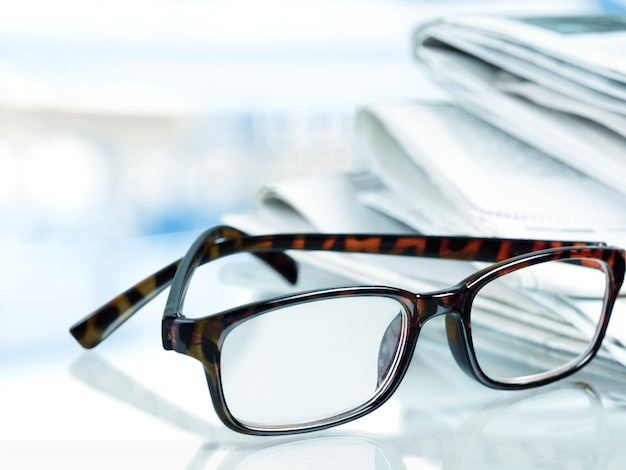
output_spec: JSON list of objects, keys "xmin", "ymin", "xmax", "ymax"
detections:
[
  {"xmin": 219, "ymin": 295, "xmax": 408, "ymax": 430},
  {"xmin": 470, "ymin": 257, "xmax": 609, "ymax": 384}
]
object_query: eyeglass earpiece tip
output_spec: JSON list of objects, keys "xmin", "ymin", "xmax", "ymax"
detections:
[
  {"xmin": 69, "ymin": 321, "xmax": 98, "ymax": 349},
  {"xmin": 254, "ymin": 252, "xmax": 299, "ymax": 285}
]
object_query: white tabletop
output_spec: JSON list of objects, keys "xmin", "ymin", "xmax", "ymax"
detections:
[{"xmin": 2, "ymin": 235, "xmax": 626, "ymax": 469}]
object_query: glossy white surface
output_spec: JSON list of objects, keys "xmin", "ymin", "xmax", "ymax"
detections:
[{"xmin": 2, "ymin": 236, "xmax": 626, "ymax": 469}]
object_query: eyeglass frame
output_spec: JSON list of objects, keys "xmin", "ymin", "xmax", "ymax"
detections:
[{"xmin": 70, "ymin": 225, "xmax": 626, "ymax": 435}]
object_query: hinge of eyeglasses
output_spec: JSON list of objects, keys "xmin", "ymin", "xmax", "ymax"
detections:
[{"xmin": 162, "ymin": 314, "xmax": 184, "ymax": 350}]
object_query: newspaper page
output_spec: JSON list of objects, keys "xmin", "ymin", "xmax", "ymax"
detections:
[
  {"xmin": 413, "ymin": 15, "xmax": 626, "ymax": 196},
  {"xmin": 357, "ymin": 101, "xmax": 626, "ymax": 244}
]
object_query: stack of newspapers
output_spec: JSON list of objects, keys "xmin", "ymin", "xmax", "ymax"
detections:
[{"xmin": 225, "ymin": 15, "xmax": 626, "ymax": 373}]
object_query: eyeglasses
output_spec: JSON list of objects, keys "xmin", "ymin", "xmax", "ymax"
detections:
[{"xmin": 69, "ymin": 225, "xmax": 625, "ymax": 435}]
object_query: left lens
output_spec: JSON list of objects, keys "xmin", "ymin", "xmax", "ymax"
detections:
[
  {"xmin": 470, "ymin": 257, "xmax": 609, "ymax": 384},
  {"xmin": 219, "ymin": 295, "xmax": 408, "ymax": 430}
]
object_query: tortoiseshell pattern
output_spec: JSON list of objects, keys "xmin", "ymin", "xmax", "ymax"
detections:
[
  {"xmin": 70, "ymin": 226, "xmax": 298, "ymax": 348},
  {"xmin": 69, "ymin": 225, "xmax": 626, "ymax": 435},
  {"xmin": 70, "ymin": 226, "xmax": 597, "ymax": 348}
]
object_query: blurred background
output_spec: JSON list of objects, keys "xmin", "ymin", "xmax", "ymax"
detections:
[{"xmin": 2, "ymin": 0, "xmax": 621, "ymax": 242}]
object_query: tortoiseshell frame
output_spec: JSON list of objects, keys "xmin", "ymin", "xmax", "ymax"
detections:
[{"xmin": 70, "ymin": 225, "xmax": 626, "ymax": 435}]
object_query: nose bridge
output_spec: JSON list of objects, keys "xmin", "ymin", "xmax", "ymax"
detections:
[{"xmin": 416, "ymin": 289, "xmax": 464, "ymax": 325}]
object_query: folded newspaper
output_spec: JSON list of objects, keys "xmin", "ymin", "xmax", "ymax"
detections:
[
  {"xmin": 224, "ymin": 14, "xmax": 626, "ymax": 373},
  {"xmin": 357, "ymin": 100, "xmax": 626, "ymax": 244},
  {"xmin": 412, "ymin": 14, "xmax": 626, "ymax": 197}
]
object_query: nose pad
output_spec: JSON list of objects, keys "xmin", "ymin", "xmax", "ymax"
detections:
[
  {"xmin": 445, "ymin": 313, "xmax": 476, "ymax": 379},
  {"xmin": 377, "ymin": 313, "xmax": 403, "ymax": 387}
]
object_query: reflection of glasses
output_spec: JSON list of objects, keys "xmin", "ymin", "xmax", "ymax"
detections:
[{"xmin": 69, "ymin": 225, "xmax": 625, "ymax": 435}]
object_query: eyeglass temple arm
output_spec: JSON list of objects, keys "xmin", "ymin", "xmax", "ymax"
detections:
[
  {"xmin": 69, "ymin": 227, "xmax": 299, "ymax": 349},
  {"xmin": 71, "ymin": 226, "xmax": 598, "ymax": 349},
  {"xmin": 227, "ymin": 234, "xmax": 597, "ymax": 265}
]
